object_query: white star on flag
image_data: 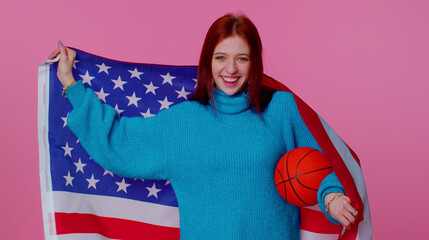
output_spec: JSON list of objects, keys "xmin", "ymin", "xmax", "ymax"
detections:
[
  {"xmin": 146, "ymin": 183, "xmax": 162, "ymax": 198},
  {"xmin": 158, "ymin": 96, "xmax": 173, "ymax": 110},
  {"xmin": 103, "ymin": 169, "xmax": 114, "ymax": 177},
  {"xmin": 126, "ymin": 92, "xmax": 142, "ymax": 107},
  {"xmin": 80, "ymin": 70, "xmax": 95, "ymax": 86},
  {"xmin": 86, "ymin": 174, "xmax": 100, "ymax": 190},
  {"xmin": 193, "ymin": 78, "xmax": 198, "ymax": 88},
  {"xmin": 165, "ymin": 180, "xmax": 171, "ymax": 185},
  {"xmin": 96, "ymin": 63, "xmax": 111, "ymax": 74},
  {"xmin": 116, "ymin": 178, "xmax": 131, "ymax": 193},
  {"xmin": 143, "ymin": 82, "xmax": 159, "ymax": 95},
  {"xmin": 61, "ymin": 113, "xmax": 69, "ymax": 127},
  {"xmin": 74, "ymin": 158, "xmax": 86, "ymax": 174},
  {"xmin": 128, "ymin": 68, "xmax": 144, "ymax": 80},
  {"xmin": 112, "ymin": 76, "xmax": 127, "ymax": 90},
  {"xmin": 175, "ymin": 86, "xmax": 191, "ymax": 100},
  {"xmin": 73, "ymin": 60, "xmax": 79, "ymax": 69},
  {"xmin": 95, "ymin": 88, "xmax": 110, "ymax": 102},
  {"xmin": 140, "ymin": 109, "xmax": 155, "ymax": 118},
  {"xmin": 63, "ymin": 171, "xmax": 74, "ymax": 187},
  {"xmin": 161, "ymin": 72, "xmax": 176, "ymax": 86},
  {"xmin": 114, "ymin": 104, "xmax": 124, "ymax": 115},
  {"xmin": 62, "ymin": 142, "xmax": 73, "ymax": 157}
]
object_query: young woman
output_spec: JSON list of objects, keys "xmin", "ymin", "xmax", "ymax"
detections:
[{"xmin": 50, "ymin": 13, "xmax": 357, "ymax": 239}]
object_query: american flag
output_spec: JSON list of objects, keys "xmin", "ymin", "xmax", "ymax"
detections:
[{"xmin": 38, "ymin": 48, "xmax": 372, "ymax": 240}]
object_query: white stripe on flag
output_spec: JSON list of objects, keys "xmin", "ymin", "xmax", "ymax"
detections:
[
  {"xmin": 302, "ymin": 204, "xmax": 322, "ymax": 212},
  {"xmin": 318, "ymin": 116, "xmax": 373, "ymax": 239},
  {"xmin": 57, "ymin": 233, "xmax": 119, "ymax": 240},
  {"xmin": 301, "ymin": 230, "xmax": 339, "ymax": 240},
  {"xmin": 39, "ymin": 60, "xmax": 59, "ymax": 240},
  {"xmin": 53, "ymin": 191, "xmax": 180, "ymax": 228}
]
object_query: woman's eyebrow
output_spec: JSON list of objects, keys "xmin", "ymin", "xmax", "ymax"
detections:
[{"xmin": 213, "ymin": 52, "xmax": 250, "ymax": 56}]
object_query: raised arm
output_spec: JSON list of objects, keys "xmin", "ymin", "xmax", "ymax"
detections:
[{"xmin": 49, "ymin": 42, "xmax": 167, "ymax": 180}]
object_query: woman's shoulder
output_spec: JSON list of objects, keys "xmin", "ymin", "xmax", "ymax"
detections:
[
  {"xmin": 261, "ymin": 90, "xmax": 301, "ymax": 121},
  {"xmin": 270, "ymin": 90, "xmax": 297, "ymax": 107},
  {"xmin": 160, "ymin": 99, "xmax": 205, "ymax": 116}
]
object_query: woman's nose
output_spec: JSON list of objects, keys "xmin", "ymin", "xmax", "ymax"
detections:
[{"xmin": 225, "ymin": 60, "xmax": 238, "ymax": 74}]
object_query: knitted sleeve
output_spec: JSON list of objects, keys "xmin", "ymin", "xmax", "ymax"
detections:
[
  {"xmin": 65, "ymin": 81, "xmax": 167, "ymax": 180},
  {"xmin": 318, "ymin": 171, "xmax": 344, "ymax": 225}
]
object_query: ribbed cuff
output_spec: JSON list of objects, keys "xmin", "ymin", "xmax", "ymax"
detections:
[
  {"xmin": 317, "ymin": 171, "xmax": 345, "ymax": 225},
  {"xmin": 66, "ymin": 81, "xmax": 87, "ymax": 109}
]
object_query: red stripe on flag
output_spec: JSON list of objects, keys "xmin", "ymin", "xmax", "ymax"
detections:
[
  {"xmin": 345, "ymin": 143, "xmax": 361, "ymax": 167},
  {"xmin": 55, "ymin": 212, "xmax": 180, "ymax": 240},
  {"xmin": 300, "ymin": 207, "xmax": 342, "ymax": 234}
]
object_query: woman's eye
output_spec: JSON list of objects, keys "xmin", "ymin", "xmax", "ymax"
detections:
[
  {"xmin": 238, "ymin": 57, "xmax": 249, "ymax": 62},
  {"xmin": 214, "ymin": 56, "xmax": 225, "ymax": 60}
]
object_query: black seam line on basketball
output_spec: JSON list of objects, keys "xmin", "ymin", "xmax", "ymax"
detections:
[
  {"xmin": 276, "ymin": 166, "xmax": 286, "ymax": 184},
  {"xmin": 285, "ymin": 152, "xmax": 292, "ymax": 201},
  {"xmin": 276, "ymin": 166, "xmax": 288, "ymax": 201},
  {"xmin": 295, "ymin": 167, "xmax": 333, "ymax": 191},
  {"xmin": 282, "ymin": 148, "xmax": 318, "ymax": 200},
  {"xmin": 290, "ymin": 178, "xmax": 311, "ymax": 206},
  {"xmin": 295, "ymin": 149, "xmax": 326, "ymax": 193},
  {"xmin": 286, "ymin": 153, "xmax": 310, "ymax": 205},
  {"xmin": 280, "ymin": 152, "xmax": 291, "ymax": 201},
  {"xmin": 274, "ymin": 167, "xmax": 333, "ymax": 186},
  {"xmin": 295, "ymin": 149, "xmax": 317, "ymax": 178}
]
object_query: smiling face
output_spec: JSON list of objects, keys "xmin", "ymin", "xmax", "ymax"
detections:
[{"xmin": 211, "ymin": 35, "xmax": 251, "ymax": 96}]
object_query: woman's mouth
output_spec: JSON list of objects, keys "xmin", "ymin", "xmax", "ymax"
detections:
[{"xmin": 221, "ymin": 76, "xmax": 240, "ymax": 86}]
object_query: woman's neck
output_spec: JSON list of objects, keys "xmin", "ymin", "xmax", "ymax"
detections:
[{"xmin": 211, "ymin": 87, "xmax": 249, "ymax": 114}]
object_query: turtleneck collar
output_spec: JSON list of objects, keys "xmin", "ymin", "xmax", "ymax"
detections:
[{"xmin": 211, "ymin": 87, "xmax": 249, "ymax": 114}]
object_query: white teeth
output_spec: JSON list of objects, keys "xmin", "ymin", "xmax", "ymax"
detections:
[{"xmin": 222, "ymin": 76, "xmax": 239, "ymax": 82}]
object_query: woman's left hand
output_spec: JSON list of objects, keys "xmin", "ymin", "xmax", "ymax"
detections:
[{"xmin": 324, "ymin": 193, "xmax": 358, "ymax": 230}]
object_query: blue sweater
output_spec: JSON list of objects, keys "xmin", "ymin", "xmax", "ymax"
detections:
[{"xmin": 66, "ymin": 81, "xmax": 344, "ymax": 239}]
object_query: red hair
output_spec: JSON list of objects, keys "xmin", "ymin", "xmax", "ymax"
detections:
[{"xmin": 192, "ymin": 13, "xmax": 271, "ymax": 114}]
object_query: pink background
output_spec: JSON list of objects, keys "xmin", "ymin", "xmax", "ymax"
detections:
[{"xmin": 1, "ymin": 0, "xmax": 428, "ymax": 239}]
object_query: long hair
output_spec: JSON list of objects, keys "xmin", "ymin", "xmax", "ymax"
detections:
[{"xmin": 191, "ymin": 13, "xmax": 272, "ymax": 114}]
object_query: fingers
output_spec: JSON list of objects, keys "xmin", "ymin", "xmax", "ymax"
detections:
[
  {"xmin": 53, "ymin": 41, "xmax": 77, "ymax": 87},
  {"xmin": 343, "ymin": 209, "xmax": 357, "ymax": 229},
  {"xmin": 326, "ymin": 194, "xmax": 358, "ymax": 230},
  {"xmin": 48, "ymin": 47, "xmax": 61, "ymax": 65},
  {"xmin": 48, "ymin": 41, "xmax": 67, "ymax": 65},
  {"xmin": 341, "ymin": 198, "xmax": 358, "ymax": 230},
  {"xmin": 332, "ymin": 208, "xmax": 356, "ymax": 230},
  {"xmin": 48, "ymin": 41, "xmax": 74, "ymax": 59},
  {"xmin": 66, "ymin": 47, "xmax": 77, "ymax": 60},
  {"xmin": 345, "ymin": 202, "xmax": 358, "ymax": 217},
  {"xmin": 58, "ymin": 41, "xmax": 69, "ymax": 62},
  {"xmin": 58, "ymin": 41, "xmax": 66, "ymax": 55},
  {"xmin": 48, "ymin": 48, "xmax": 60, "ymax": 60},
  {"xmin": 336, "ymin": 214, "xmax": 353, "ymax": 230}
]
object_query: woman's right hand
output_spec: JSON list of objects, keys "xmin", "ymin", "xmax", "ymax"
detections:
[{"xmin": 48, "ymin": 41, "xmax": 77, "ymax": 88}]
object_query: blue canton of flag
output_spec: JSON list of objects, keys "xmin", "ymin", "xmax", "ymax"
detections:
[{"xmin": 39, "ymin": 48, "xmax": 197, "ymax": 240}]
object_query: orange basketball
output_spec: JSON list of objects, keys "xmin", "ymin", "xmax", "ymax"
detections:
[{"xmin": 274, "ymin": 147, "xmax": 332, "ymax": 206}]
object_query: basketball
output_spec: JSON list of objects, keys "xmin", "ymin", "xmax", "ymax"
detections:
[{"xmin": 274, "ymin": 147, "xmax": 332, "ymax": 206}]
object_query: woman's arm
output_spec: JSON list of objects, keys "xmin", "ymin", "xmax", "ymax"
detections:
[
  {"xmin": 283, "ymin": 92, "xmax": 357, "ymax": 229},
  {"xmin": 50, "ymin": 42, "xmax": 167, "ymax": 180},
  {"xmin": 66, "ymin": 82, "xmax": 167, "ymax": 179}
]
